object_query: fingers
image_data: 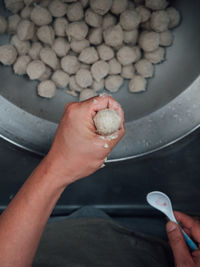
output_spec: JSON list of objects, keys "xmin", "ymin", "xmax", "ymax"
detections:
[
  {"xmin": 166, "ymin": 221, "xmax": 193, "ymax": 266},
  {"xmin": 174, "ymin": 211, "xmax": 200, "ymax": 243}
]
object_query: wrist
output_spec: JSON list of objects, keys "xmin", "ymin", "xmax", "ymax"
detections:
[{"xmin": 43, "ymin": 151, "xmax": 74, "ymax": 188}]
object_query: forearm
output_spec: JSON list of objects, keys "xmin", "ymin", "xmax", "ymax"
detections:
[{"xmin": 0, "ymin": 154, "xmax": 70, "ymax": 267}]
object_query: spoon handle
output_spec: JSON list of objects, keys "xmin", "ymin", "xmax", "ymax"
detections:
[{"xmin": 181, "ymin": 229, "xmax": 198, "ymax": 251}]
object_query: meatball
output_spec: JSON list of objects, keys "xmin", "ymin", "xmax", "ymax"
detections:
[
  {"xmin": 52, "ymin": 70, "xmax": 69, "ymax": 88},
  {"xmin": 94, "ymin": 109, "xmax": 122, "ymax": 135},
  {"xmin": 79, "ymin": 89, "xmax": 97, "ymax": 101},
  {"xmin": 117, "ymin": 46, "xmax": 137, "ymax": 66},
  {"xmin": 120, "ymin": 10, "xmax": 141, "ymax": 31},
  {"xmin": 105, "ymin": 75, "xmax": 123, "ymax": 92},
  {"xmin": 0, "ymin": 45, "xmax": 17, "ymax": 65},
  {"xmin": 135, "ymin": 59, "xmax": 154, "ymax": 78},
  {"xmin": 139, "ymin": 31, "xmax": 160, "ymax": 52},
  {"xmin": 91, "ymin": 60, "xmax": 109, "ymax": 82},
  {"xmin": 75, "ymin": 69, "xmax": 93, "ymax": 88},
  {"xmin": 61, "ymin": 55, "xmax": 80, "ymax": 74},
  {"xmin": 129, "ymin": 75, "xmax": 147, "ymax": 93},
  {"xmin": 48, "ymin": 0, "xmax": 67, "ymax": 18},
  {"xmin": 26, "ymin": 60, "xmax": 46, "ymax": 80},
  {"xmin": 31, "ymin": 6, "xmax": 52, "ymax": 26},
  {"xmin": 37, "ymin": 80, "xmax": 56, "ymax": 98},
  {"xmin": 79, "ymin": 47, "xmax": 99, "ymax": 64},
  {"xmin": 13, "ymin": 55, "xmax": 31, "ymax": 75}
]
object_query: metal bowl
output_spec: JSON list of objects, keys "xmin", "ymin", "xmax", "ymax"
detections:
[{"xmin": 0, "ymin": 0, "xmax": 200, "ymax": 161}]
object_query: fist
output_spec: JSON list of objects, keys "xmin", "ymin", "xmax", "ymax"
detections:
[{"xmin": 47, "ymin": 95, "xmax": 125, "ymax": 185}]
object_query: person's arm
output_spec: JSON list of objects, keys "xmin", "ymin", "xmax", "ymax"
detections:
[
  {"xmin": 0, "ymin": 95, "xmax": 125, "ymax": 267},
  {"xmin": 166, "ymin": 211, "xmax": 200, "ymax": 267}
]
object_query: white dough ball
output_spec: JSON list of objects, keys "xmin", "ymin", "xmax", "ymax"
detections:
[
  {"xmin": 117, "ymin": 46, "xmax": 137, "ymax": 66},
  {"xmin": 69, "ymin": 75, "xmax": 83, "ymax": 92},
  {"xmin": 159, "ymin": 30, "xmax": 173, "ymax": 46},
  {"xmin": 79, "ymin": 88, "xmax": 97, "ymax": 101},
  {"xmin": 0, "ymin": 16, "xmax": 7, "ymax": 34},
  {"xmin": 39, "ymin": 66, "xmax": 52, "ymax": 81},
  {"xmin": 121, "ymin": 64, "xmax": 135, "ymax": 79},
  {"xmin": 37, "ymin": 25, "xmax": 55, "ymax": 46},
  {"xmin": 144, "ymin": 47, "xmax": 165, "ymax": 64},
  {"xmin": 150, "ymin": 10, "xmax": 170, "ymax": 32},
  {"xmin": 26, "ymin": 60, "xmax": 46, "ymax": 80},
  {"xmin": 7, "ymin": 14, "xmax": 21, "ymax": 34},
  {"xmin": 92, "ymin": 79, "xmax": 105, "ymax": 91},
  {"xmin": 11, "ymin": 35, "xmax": 30, "ymax": 55},
  {"xmin": 0, "ymin": 45, "xmax": 17, "ymax": 65},
  {"xmin": 108, "ymin": 58, "xmax": 121, "ymax": 75},
  {"xmin": 48, "ymin": 0, "xmax": 67, "ymax": 18},
  {"xmin": 80, "ymin": 0, "xmax": 89, "ymax": 8},
  {"xmin": 85, "ymin": 8, "xmax": 103, "ymax": 28},
  {"xmin": 166, "ymin": 7, "xmax": 181, "ymax": 29},
  {"xmin": 133, "ymin": 46, "xmax": 142, "ymax": 61},
  {"xmin": 102, "ymin": 13, "xmax": 117, "ymax": 30},
  {"xmin": 89, "ymin": 28, "xmax": 103, "ymax": 45},
  {"xmin": 20, "ymin": 6, "xmax": 32, "ymax": 19},
  {"xmin": 28, "ymin": 42, "xmax": 43, "ymax": 60},
  {"xmin": 37, "ymin": 80, "xmax": 56, "ymax": 98},
  {"xmin": 105, "ymin": 75, "xmax": 123, "ymax": 92},
  {"xmin": 111, "ymin": 0, "xmax": 128, "ymax": 15},
  {"xmin": 53, "ymin": 18, "xmax": 68, "ymax": 37},
  {"xmin": 120, "ymin": 10, "xmax": 141, "ymax": 31},
  {"xmin": 103, "ymin": 25, "xmax": 123, "ymax": 48},
  {"xmin": 97, "ymin": 44, "xmax": 114, "ymax": 61},
  {"xmin": 135, "ymin": 5, "xmax": 151, "ymax": 23},
  {"xmin": 31, "ymin": 5, "xmax": 52, "ymax": 26},
  {"xmin": 135, "ymin": 59, "xmax": 154, "ymax": 78},
  {"xmin": 90, "ymin": 0, "xmax": 112, "ymax": 16},
  {"xmin": 40, "ymin": 47, "xmax": 58, "ymax": 70},
  {"xmin": 139, "ymin": 31, "xmax": 160, "ymax": 52},
  {"xmin": 91, "ymin": 60, "xmax": 109, "ymax": 82},
  {"xmin": 5, "ymin": 0, "xmax": 24, "ymax": 13},
  {"xmin": 66, "ymin": 21, "xmax": 88, "ymax": 41},
  {"xmin": 123, "ymin": 30, "xmax": 138, "ymax": 45},
  {"xmin": 13, "ymin": 55, "xmax": 31, "ymax": 75},
  {"xmin": 52, "ymin": 38, "xmax": 70, "ymax": 57},
  {"xmin": 129, "ymin": 75, "xmax": 147, "ymax": 93},
  {"xmin": 70, "ymin": 39, "xmax": 90, "ymax": 53},
  {"xmin": 145, "ymin": 0, "xmax": 168, "ymax": 10},
  {"xmin": 79, "ymin": 47, "xmax": 99, "ymax": 64},
  {"xmin": 94, "ymin": 109, "xmax": 121, "ymax": 135},
  {"xmin": 52, "ymin": 70, "xmax": 69, "ymax": 88},
  {"xmin": 66, "ymin": 2, "xmax": 84, "ymax": 21},
  {"xmin": 61, "ymin": 55, "xmax": 80, "ymax": 74},
  {"xmin": 75, "ymin": 69, "xmax": 93, "ymax": 88},
  {"xmin": 17, "ymin": 19, "xmax": 35, "ymax": 41}
]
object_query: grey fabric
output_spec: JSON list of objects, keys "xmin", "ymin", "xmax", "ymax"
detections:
[{"xmin": 33, "ymin": 216, "xmax": 174, "ymax": 267}]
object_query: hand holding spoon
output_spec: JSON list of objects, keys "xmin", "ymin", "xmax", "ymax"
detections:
[{"xmin": 146, "ymin": 191, "xmax": 198, "ymax": 251}]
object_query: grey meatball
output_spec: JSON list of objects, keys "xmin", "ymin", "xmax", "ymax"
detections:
[
  {"xmin": 37, "ymin": 80, "xmax": 56, "ymax": 98},
  {"xmin": 139, "ymin": 31, "xmax": 160, "ymax": 52},
  {"xmin": 61, "ymin": 55, "xmax": 80, "ymax": 74},
  {"xmin": 135, "ymin": 59, "xmax": 154, "ymax": 78},
  {"xmin": 52, "ymin": 70, "xmax": 69, "ymax": 88},
  {"xmin": 13, "ymin": 55, "xmax": 31, "ymax": 75},
  {"xmin": 26, "ymin": 60, "xmax": 46, "ymax": 80},
  {"xmin": 0, "ymin": 45, "xmax": 17, "ymax": 65}
]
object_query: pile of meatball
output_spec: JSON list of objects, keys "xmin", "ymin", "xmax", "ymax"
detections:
[{"xmin": 0, "ymin": 0, "xmax": 180, "ymax": 101}]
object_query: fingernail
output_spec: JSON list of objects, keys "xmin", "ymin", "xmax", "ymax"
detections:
[{"xmin": 167, "ymin": 222, "xmax": 177, "ymax": 232}]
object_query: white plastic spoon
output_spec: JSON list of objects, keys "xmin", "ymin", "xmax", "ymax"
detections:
[{"xmin": 146, "ymin": 191, "xmax": 198, "ymax": 251}]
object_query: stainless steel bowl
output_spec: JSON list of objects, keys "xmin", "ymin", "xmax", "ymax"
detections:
[{"xmin": 0, "ymin": 0, "xmax": 200, "ymax": 161}]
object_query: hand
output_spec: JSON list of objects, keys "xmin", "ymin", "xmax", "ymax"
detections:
[
  {"xmin": 47, "ymin": 95, "xmax": 125, "ymax": 185},
  {"xmin": 166, "ymin": 211, "xmax": 200, "ymax": 267}
]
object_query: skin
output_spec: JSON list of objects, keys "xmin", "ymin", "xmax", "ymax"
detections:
[
  {"xmin": 0, "ymin": 95, "xmax": 125, "ymax": 267},
  {"xmin": 166, "ymin": 211, "xmax": 200, "ymax": 267}
]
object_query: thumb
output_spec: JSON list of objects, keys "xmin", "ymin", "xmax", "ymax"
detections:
[{"xmin": 166, "ymin": 221, "xmax": 193, "ymax": 266}]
